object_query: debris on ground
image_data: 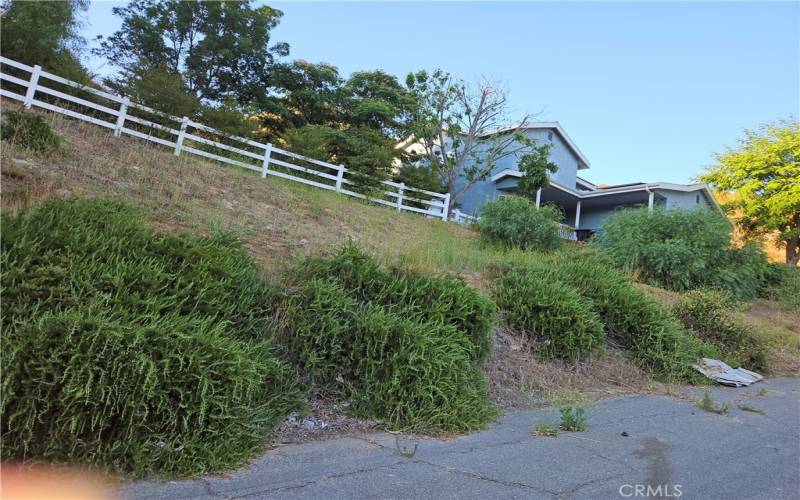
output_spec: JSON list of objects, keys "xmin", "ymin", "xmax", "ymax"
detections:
[
  {"xmin": 692, "ymin": 358, "xmax": 764, "ymax": 387},
  {"xmin": 270, "ymin": 395, "xmax": 382, "ymax": 445}
]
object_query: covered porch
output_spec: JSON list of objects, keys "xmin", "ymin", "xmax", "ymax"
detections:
[{"xmin": 498, "ymin": 182, "xmax": 666, "ymax": 240}]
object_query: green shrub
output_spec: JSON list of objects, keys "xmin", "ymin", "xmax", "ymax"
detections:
[
  {"xmin": 1, "ymin": 199, "xmax": 303, "ymax": 476},
  {"xmin": 594, "ymin": 208, "xmax": 768, "ymax": 299},
  {"xmin": 275, "ymin": 245, "xmax": 497, "ymax": 432},
  {"xmin": 292, "ymin": 242, "xmax": 496, "ymax": 361},
  {"xmin": 0, "ymin": 109, "xmax": 63, "ymax": 155},
  {"xmin": 760, "ymin": 263, "xmax": 800, "ymax": 311},
  {"xmin": 494, "ymin": 265, "xmax": 605, "ymax": 360},
  {"xmin": 546, "ymin": 255, "xmax": 718, "ymax": 381},
  {"xmin": 672, "ymin": 290, "xmax": 767, "ymax": 371},
  {"xmin": 475, "ymin": 196, "xmax": 563, "ymax": 251}
]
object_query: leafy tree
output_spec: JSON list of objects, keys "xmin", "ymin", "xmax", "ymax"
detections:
[
  {"xmin": 268, "ymin": 60, "xmax": 344, "ymax": 130},
  {"xmin": 0, "ymin": 0, "xmax": 90, "ymax": 82},
  {"xmin": 517, "ymin": 143, "xmax": 559, "ymax": 198},
  {"xmin": 97, "ymin": 0, "xmax": 288, "ymax": 104},
  {"xmin": 110, "ymin": 64, "xmax": 200, "ymax": 118},
  {"xmin": 344, "ymin": 70, "xmax": 415, "ymax": 137},
  {"xmin": 700, "ymin": 120, "xmax": 800, "ymax": 265},
  {"xmin": 405, "ymin": 69, "xmax": 538, "ymax": 211}
]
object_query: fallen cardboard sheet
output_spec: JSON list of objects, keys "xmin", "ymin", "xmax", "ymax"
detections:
[{"xmin": 692, "ymin": 358, "xmax": 763, "ymax": 387}]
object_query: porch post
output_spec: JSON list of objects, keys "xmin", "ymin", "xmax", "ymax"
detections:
[
  {"xmin": 575, "ymin": 200, "xmax": 581, "ymax": 229},
  {"xmin": 648, "ymin": 191, "xmax": 655, "ymax": 213},
  {"xmin": 535, "ymin": 188, "xmax": 541, "ymax": 208}
]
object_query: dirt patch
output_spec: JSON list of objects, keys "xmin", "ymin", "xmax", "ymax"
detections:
[
  {"xmin": 485, "ymin": 327, "xmax": 655, "ymax": 410},
  {"xmin": 269, "ymin": 394, "xmax": 383, "ymax": 445}
]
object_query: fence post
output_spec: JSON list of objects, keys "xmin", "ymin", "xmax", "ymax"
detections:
[
  {"xmin": 23, "ymin": 65, "xmax": 42, "ymax": 109},
  {"xmin": 113, "ymin": 97, "xmax": 130, "ymax": 138},
  {"xmin": 335, "ymin": 164, "xmax": 345, "ymax": 192},
  {"xmin": 261, "ymin": 143, "xmax": 272, "ymax": 178},
  {"xmin": 441, "ymin": 192, "xmax": 451, "ymax": 221},
  {"xmin": 174, "ymin": 116, "xmax": 189, "ymax": 156},
  {"xmin": 396, "ymin": 182, "xmax": 405, "ymax": 211}
]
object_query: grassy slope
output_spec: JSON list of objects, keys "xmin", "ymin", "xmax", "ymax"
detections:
[{"xmin": 2, "ymin": 107, "xmax": 797, "ymax": 403}]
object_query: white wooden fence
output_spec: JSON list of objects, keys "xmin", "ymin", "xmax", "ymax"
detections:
[{"xmin": 0, "ymin": 56, "xmax": 451, "ymax": 220}]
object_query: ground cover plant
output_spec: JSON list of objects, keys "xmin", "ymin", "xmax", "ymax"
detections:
[
  {"xmin": 760, "ymin": 263, "xmax": 800, "ymax": 311},
  {"xmin": 594, "ymin": 207, "xmax": 768, "ymax": 299},
  {"xmin": 273, "ymin": 243, "xmax": 497, "ymax": 432},
  {"xmin": 672, "ymin": 290, "xmax": 767, "ymax": 371},
  {"xmin": 475, "ymin": 195, "xmax": 563, "ymax": 251},
  {"xmin": 494, "ymin": 265, "xmax": 605, "ymax": 360},
  {"xmin": 1, "ymin": 198, "xmax": 303, "ymax": 477}
]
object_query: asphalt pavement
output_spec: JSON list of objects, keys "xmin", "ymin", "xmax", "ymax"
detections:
[{"xmin": 119, "ymin": 378, "xmax": 800, "ymax": 500}]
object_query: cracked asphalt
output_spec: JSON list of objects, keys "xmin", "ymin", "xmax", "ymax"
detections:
[{"xmin": 118, "ymin": 378, "xmax": 799, "ymax": 499}]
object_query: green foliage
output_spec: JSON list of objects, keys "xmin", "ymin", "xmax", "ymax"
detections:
[
  {"xmin": 274, "ymin": 244, "xmax": 497, "ymax": 432},
  {"xmin": 546, "ymin": 256, "xmax": 719, "ymax": 382},
  {"xmin": 0, "ymin": 110, "xmax": 63, "ymax": 155},
  {"xmin": 672, "ymin": 290, "xmax": 767, "ymax": 371},
  {"xmin": 594, "ymin": 207, "xmax": 768, "ymax": 299},
  {"xmin": 760, "ymin": 263, "xmax": 800, "ymax": 311},
  {"xmin": 1, "ymin": 199, "xmax": 303, "ymax": 476},
  {"xmin": 495, "ymin": 265, "xmax": 605, "ymax": 360},
  {"xmin": 476, "ymin": 196, "xmax": 563, "ymax": 251},
  {"xmin": 700, "ymin": 119, "xmax": 800, "ymax": 265},
  {"xmin": 517, "ymin": 143, "xmax": 559, "ymax": 198},
  {"xmin": 0, "ymin": 0, "xmax": 91, "ymax": 82},
  {"xmin": 697, "ymin": 391, "xmax": 730, "ymax": 415},
  {"xmin": 108, "ymin": 64, "xmax": 200, "ymax": 118},
  {"xmin": 290, "ymin": 243, "xmax": 496, "ymax": 361},
  {"xmin": 559, "ymin": 406, "xmax": 587, "ymax": 432},
  {"xmin": 98, "ymin": 0, "xmax": 288, "ymax": 105},
  {"xmin": 532, "ymin": 422, "xmax": 559, "ymax": 437},
  {"xmin": 393, "ymin": 165, "xmax": 447, "ymax": 209}
]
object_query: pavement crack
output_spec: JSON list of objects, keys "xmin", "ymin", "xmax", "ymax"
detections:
[{"xmin": 412, "ymin": 457, "xmax": 560, "ymax": 498}]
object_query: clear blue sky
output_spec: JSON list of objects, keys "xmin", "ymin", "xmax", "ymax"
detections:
[{"xmin": 81, "ymin": 1, "xmax": 799, "ymax": 185}]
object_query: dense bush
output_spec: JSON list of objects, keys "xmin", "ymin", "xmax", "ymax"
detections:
[
  {"xmin": 0, "ymin": 109, "xmax": 63, "ymax": 155},
  {"xmin": 1, "ymin": 199, "xmax": 302, "ymax": 476},
  {"xmin": 546, "ymin": 255, "xmax": 718, "ymax": 381},
  {"xmin": 594, "ymin": 208, "xmax": 768, "ymax": 299},
  {"xmin": 274, "ymin": 244, "xmax": 497, "ymax": 432},
  {"xmin": 291, "ymin": 243, "xmax": 496, "ymax": 361},
  {"xmin": 475, "ymin": 196, "xmax": 563, "ymax": 251},
  {"xmin": 494, "ymin": 265, "xmax": 605, "ymax": 360},
  {"xmin": 760, "ymin": 263, "xmax": 800, "ymax": 311},
  {"xmin": 672, "ymin": 290, "xmax": 767, "ymax": 371}
]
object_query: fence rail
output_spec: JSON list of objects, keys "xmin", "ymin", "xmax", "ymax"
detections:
[{"xmin": 0, "ymin": 56, "xmax": 451, "ymax": 220}]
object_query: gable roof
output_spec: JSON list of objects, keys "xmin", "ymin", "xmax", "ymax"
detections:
[{"xmin": 478, "ymin": 121, "xmax": 591, "ymax": 169}]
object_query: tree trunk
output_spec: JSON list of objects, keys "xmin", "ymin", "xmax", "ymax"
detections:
[{"xmin": 786, "ymin": 234, "xmax": 800, "ymax": 266}]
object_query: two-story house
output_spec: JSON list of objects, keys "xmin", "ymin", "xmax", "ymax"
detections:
[{"xmin": 450, "ymin": 122, "xmax": 721, "ymax": 239}]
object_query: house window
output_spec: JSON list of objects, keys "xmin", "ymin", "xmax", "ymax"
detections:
[
  {"xmin": 696, "ymin": 195, "xmax": 700, "ymax": 204},
  {"xmin": 548, "ymin": 131, "xmax": 554, "ymax": 142}
]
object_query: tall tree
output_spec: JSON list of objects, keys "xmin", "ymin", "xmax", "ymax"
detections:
[
  {"xmin": 405, "ymin": 70, "xmax": 537, "ymax": 211},
  {"xmin": 344, "ymin": 70, "xmax": 415, "ymax": 137},
  {"xmin": 0, "ymin": 0, "xmax": 90, "ymax": 81},
  {"xmin": 516, "ymin": 143, "xmax": 559, "ymax": 198},
  {"xmin": 97, "ymin": 0, "xmax": 288, "ymax": 104},
  {"xmin": 700, "ymin": 120, "xmax": 800, "ymax": 265},
  {"xmin": 268, "ymin": 60, "xmax": 344, "ymax": 129}
]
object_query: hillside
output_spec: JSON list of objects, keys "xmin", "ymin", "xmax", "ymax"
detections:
[{"xmin": 2, "ymin": 106, "xmax": 798, "ymax": 412}]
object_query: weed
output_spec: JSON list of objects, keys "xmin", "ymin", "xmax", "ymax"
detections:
[
  {"xmin": 532, "ymin": 422, "xmax": 560, "ymax": 437},
  {"xmin": 696, "ymin": 391, "xmax": 730, "ymax": 415},
  {"xmin": 395, "ymin": 436, "xmax": 419, "ymax": 457},
  {"xmin": 737, "ymin": 404, "xmax": 766, "ymax": 415},
  {"xmin": 559, "ymin": 406, "xmax": 587, "ymax": 431}
]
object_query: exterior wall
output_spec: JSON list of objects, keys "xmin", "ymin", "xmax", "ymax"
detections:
[
  {"xmin": 657, "ymin": 188, "xmax": 712, "ymax": 209},
  {"xmin": 455, "ymin": 128, "xmax": 585, "ymax": 215}
]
